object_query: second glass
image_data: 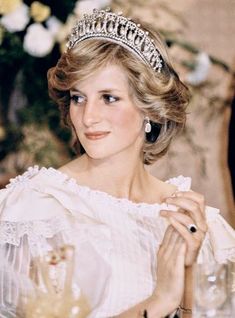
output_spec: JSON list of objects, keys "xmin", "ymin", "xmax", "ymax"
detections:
[{"xmin": 193, "ymin": 262, "xmax": 232, "ymax": 317}]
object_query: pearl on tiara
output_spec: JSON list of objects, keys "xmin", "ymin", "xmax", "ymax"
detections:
[{"xmin": 66, "ymin": 8, "xmax": 163, "ymax": 73}]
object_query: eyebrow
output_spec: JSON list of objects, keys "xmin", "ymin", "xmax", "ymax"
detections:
[
  {"xmin": 70, "ymin": 88, "xmax": 84, "ymax": 94},
  {"xmin": 70, "ymin": 88, "xmax": 123, "ymax": 94}
]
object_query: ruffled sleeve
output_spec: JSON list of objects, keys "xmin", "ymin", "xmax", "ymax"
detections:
[
  {"xmin": 0, "ymin": 168, "xmax": 112, "ymax": 318},
  {"xmin": 198, "ymin": 206, "xmax": 235, "ymax": 264},
  {"xmin": 0, "ymin": 171, "xmax": 71, "ymax": 316}
]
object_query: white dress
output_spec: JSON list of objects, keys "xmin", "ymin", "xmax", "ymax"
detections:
[{"xmin": 0, "ymin": 166, "xmax": 235, "ymax": 317}]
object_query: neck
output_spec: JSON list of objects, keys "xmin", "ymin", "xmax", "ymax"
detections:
[{"xmin": 77, "ymin": 151, "xmax": 149, "ymax": 202}]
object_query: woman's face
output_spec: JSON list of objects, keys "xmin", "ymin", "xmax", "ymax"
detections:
[{"xmin": 69, "ymin": 63, "xmax": 145, "ymax": 160}]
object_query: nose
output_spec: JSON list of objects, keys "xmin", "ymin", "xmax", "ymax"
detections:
[{"xmin": 82, "ymin": 99, "xmax": 101, "ymax": 127}]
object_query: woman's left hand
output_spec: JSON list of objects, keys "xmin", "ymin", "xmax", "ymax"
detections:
[{"xmin": 160, "ymin": 191, "xmax": 208, "ymax": 266}]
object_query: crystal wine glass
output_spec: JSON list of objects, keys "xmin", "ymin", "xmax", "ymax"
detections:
[{"xmin": 193, "ymin": 262, "xmax": 231, "ymax": 317}]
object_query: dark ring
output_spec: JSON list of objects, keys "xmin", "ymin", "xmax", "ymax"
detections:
[{"xmin": 187, "ymin": 223, "xmax": 198, "ymax": 233}]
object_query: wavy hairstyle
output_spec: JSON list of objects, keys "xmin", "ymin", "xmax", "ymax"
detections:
[{"xmin": 47, "ymin": 21, "xmax": 190, "ymax": 165}]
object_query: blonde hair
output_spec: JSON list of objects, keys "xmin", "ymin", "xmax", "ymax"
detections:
[{"xmin": 48, "ymin": 22, "xmax": 190, "ymax": 165}]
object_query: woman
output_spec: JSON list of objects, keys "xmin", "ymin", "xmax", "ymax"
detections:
[{"xmin": 0, "ymin": 8, "xmax": 235, "ymax": 318}]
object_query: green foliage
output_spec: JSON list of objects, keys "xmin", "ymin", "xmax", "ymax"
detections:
[{"xmin": 0, "ymin": 31, "xmax": 25, "ymax": 64}]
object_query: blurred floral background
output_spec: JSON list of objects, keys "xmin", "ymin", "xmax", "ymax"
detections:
[
  {"xmin": 0, "ymin": 0, "xmax": 234, "ymax": 224},
  {"xmin": 0, "ymin": 0, "xmax": 111, "ymax": 177}
]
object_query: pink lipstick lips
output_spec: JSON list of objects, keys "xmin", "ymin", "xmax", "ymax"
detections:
[{"xmin": 85, "ymin": 131, "xmax": 110, "ymax": 140}]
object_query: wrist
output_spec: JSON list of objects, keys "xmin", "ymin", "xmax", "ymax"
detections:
[
  {"xmin": 183, "ymin": 265, "xmax": 193, "ymax": 313},
  {"xmin": 177, "ymin": 305, "xmax": 192, "ymax": 317},
  {"xmin": 144, "ymin": 294, "xmax": 178, "ymax": 318}
]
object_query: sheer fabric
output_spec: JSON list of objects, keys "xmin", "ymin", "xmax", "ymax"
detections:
[{"xmin": 0, "ymin": 166, "xmax": 235, "ymax": 317}]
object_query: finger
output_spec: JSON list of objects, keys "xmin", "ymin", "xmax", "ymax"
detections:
[
  {"xmin": 160, "ymin": 210, "xmax": 204, "ymax": 238},
  {"xmin": 165, "ymin": 197, "xmax": 207, "ymax": 232},
  {"xmin": 166, "ymin": 235, "xmax": 186, "ymax": 267},
  {"xmin": 174, "ymin": 191, "xmax": 205, "ymax": 215},
  {"xmin": 172, "ymin": 236, "xmax": 186, "ymax": 265},
  {"xmin": 161, "ymin": 209, "xmax": 206, "ymax": 236},
  {"xmin": 164, "ymin": 230, "xmax": 181, "ymax": 258},
  {"xmin": 159, "ymin": 227, "xmax": 181, "ymax": 260},
  {"xmin": 168, "ymin": 216, "xmax": 204, "ymax": 251},
  {"xmin": 160, "ymin": 226, "xmax": 179, "ymax": 250},
  {"xmin": 162, "ymin": 204, "xmax": 207, "ymax": 235},
  {"xmin": 177, "ymin": 241, "xmax": 187, "ymax": 263},
  {"xmin": 174, "ymin": 235, "xmax": 185, "ymax": 253},
  {"xmin": 161, "ymin": 210, "xmax": 194, "ymax": 227},
  {"xmin": 160, "ymin": 225, "xmax": 174, "ymax": 247},
  {"xmin": 168, "ymin": 212, "xmax": 206, "ymax": 242}
]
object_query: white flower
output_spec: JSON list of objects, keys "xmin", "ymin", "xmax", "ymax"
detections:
[
  {"xmin": 0, "ymin": 3, "xmax": 29, "ymax": 32},
  {"xmin": 186, "ymin": 52, "xmax": 211, "ymax": 86},
  {"xmin": 74, "ymin": 0, "xmax": 111, "ymax": 17},
  {"xmin": 46, "ymin": 16, "xmax": 63, "ymax": 37},
  {"xmin": 0, "ymin": 0, "xmax": 22, "ymax": 15},
  {"xmin": 23, "ymin": 23, "xmax": 54, "ymax": 57}
]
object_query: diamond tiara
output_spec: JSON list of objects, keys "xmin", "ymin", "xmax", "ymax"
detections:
[{"xmin": 66, "ymin": 8, "xmax": 163, "ymax": 73}]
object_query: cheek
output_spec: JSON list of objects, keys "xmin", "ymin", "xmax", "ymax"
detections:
[
  {"xmin": 69, "ymin": 106, "xmax": 75, "ymax": 122},
  {"xmin": 112, "ymin": 107, "xmax": 143, "ymax": 132},
  {"xmin": 69, "ymin": 106, "xmax": 82, "ymax": 126}
]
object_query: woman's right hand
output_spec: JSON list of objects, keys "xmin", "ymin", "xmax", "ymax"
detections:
[{"xmin": 152, "ymin": 224, "xmax": 186, "ymax": 316}]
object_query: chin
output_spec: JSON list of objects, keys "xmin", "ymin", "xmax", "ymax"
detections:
[
  {"xmin": 81, "ymin": 139, "xmax": 143, "ymax": 161},
  {"xmin": 83, "ymin": 144, "xmax": 126, "ymax": 161},
  {"xmin": 84, "ymin": 148, "xmax": 111, "ymax": 160}
]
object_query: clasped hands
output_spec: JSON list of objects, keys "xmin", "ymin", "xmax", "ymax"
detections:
[
  {"xmin": 160, "ymin": 190, "xmax": 208, "ymax": 266},
  {"xmin": 152, "ymin": 191, "xmax": 208, "ymax": 317}
]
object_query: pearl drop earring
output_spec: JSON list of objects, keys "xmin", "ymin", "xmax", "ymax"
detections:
[{"xmin": 145, "ymin": 117, "xmax": 152, "ymax": 133}]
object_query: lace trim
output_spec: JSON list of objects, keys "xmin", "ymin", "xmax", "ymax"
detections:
[
  {"xmin": 42, "ymin": 167, "xmax": 191, "ymax": 211},
  {"xmin": 4, "ymin": 166, "xmax": 192, "ymax": 214},
  {"xmin": 0, "ymin": 216, "xmax": 69, "ymax": 246},
  {"xmin": 6, "ymin": 166, "xmax": 40, "ymax": 189},
  {"xmin": 166, "ymin": 175, "xmax": 191, "ymax": 191},
  {"xmin": 44, "ymin": 167, "xmax": 163, "ymax": 209},
  {"xmin": 215, "ymin": 247, "xmax": 235, "ymax": 263}
]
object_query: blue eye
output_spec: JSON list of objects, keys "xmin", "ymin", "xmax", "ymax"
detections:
[
  {"xmin": 103, "ymin": 94, "xmax": 119, "ymax": 104},
  {"xmin": 70, "ymin": 94, "xmax": 85, "ymax": 105}
]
